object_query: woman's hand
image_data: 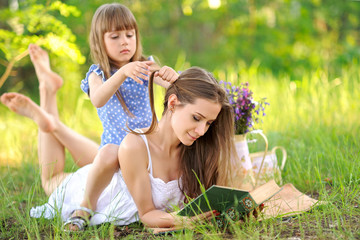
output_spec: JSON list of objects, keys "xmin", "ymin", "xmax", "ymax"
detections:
[
  {"xmin": 172, "ymin": 210, "xmax": 219, "ymax": 229},
  {"xmin": 237, "ymin": 203, "xmax": 265, "ymax": 223},
  {"xmin": 171, "ymin": 203, "xmax": 264, "ymax": 229},
  {"xmin": 154, "ymin": 66, "xmax": 179, "ymax": 84},
  {"xmin": 119, "ymin": 61, "xmax": 152, "ymax": 84}
]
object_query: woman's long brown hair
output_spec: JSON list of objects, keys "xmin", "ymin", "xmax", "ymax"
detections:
[{"xmin": 132, "ymin": 67, "xmax": 236, "ymax": 201}]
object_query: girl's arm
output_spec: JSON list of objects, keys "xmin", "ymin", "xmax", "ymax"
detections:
[
  {"xmin": 88, "ymin": 62, "xmax": 151, "ymax": 108},
  {"xmin": 119, "ymin": 133, "xmax": 213, "ymax": 228}
]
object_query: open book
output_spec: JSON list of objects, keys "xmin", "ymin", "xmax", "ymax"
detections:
[
  {"xmin": 150, "ymin": 180, "xmax": 321, "ymax": 235},
  {"xmin": 177, "ymin": 180, "xmax": 282, "ymax": 223}
]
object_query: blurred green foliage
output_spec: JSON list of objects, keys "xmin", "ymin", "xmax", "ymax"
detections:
[
  {"xmin": 0, "ymin": 0, "xmax": 359, "ymax": 95},
  {"xmin": 0, "ymin": 0, "xmax": 84, "ymax": 62}
]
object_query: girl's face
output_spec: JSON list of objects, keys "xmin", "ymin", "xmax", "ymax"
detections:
[
  {"xmin": 104, "ymin": 29, "xmax": 137, "ymax": 67},
  {"xmin": 172, "ymin": 98, "xmax": 221, "ymax": 146}
]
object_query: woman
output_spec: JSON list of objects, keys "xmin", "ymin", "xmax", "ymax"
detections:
[
  {"xmin": 1, "ymin": 62, "xmax": 238, "ymax": 230},
  {"xmin": 117, "ymin": 66, "xmax": 236, "ymax": 228}
]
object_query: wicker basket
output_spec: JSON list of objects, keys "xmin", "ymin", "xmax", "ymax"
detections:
[{"xmin": 250, "ymin": 142, "xmax": 287, "ymax": 186}]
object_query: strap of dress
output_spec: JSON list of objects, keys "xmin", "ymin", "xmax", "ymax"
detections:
[{"xmin": 134, "ymin": 129, "xmax": 153, "ymax": 175}]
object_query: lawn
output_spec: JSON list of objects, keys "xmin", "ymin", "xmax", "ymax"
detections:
[{"xmin": 0, "ymin": 64, "xmax": 359, "ymax": 239}]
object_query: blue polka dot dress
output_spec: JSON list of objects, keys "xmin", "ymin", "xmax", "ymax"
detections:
[{"xmin": 81, "ymin": 64, "xmax": 152, "ymax": 148}]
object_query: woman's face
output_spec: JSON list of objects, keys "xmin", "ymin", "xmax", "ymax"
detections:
[
  {"xmin": 104, "ymin": 28, "xmax": 137, "ymax": 67},
  {"xmin": 172, "ymin": 98, "xmax": 221, "ymax": 146}
]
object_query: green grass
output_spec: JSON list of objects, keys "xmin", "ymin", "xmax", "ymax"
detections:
[{"xmin": 0, "ymin": 63, "xmax": 359, "ymax": 239}]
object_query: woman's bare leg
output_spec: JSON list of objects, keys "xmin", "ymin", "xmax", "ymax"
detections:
[
  {"xmin": 1, "ymin": 92, "xmax": 100, "ymax": 195},
  {"xmin": 1, "ymin": 92, "xmax": 68, "ymax": 195},
  {"xmin": 27, "ymin": 44, "xmax": 69, "ymax": 195},
  {"xmin": 0, "ymin": 44, "xmax": 99, "ymax": 195},
  {"xmin": 28, "ymin": 44, "xmax": 99, "ymax": 168},
  {"xmin": 1, "ymin": 93, "xmax": 54, "ymax": 132}
]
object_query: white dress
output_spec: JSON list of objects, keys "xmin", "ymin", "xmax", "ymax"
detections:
[{"xmin": 30, "ymin": 132, "xmax": 184, "ymax": 226}]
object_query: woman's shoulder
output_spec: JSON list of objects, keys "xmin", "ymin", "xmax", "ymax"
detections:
[
  {"xmin": 119, "ymin": 131, "xmax": 150, "ymax": 167},
  {"xmin": 119, "ymin": 130, "xmax": 149, "ymax": 154}
]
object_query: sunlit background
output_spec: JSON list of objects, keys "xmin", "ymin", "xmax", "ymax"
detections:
[{"xmin": 1, "ymin": 0, "xmax": 359, "ymax": 168}]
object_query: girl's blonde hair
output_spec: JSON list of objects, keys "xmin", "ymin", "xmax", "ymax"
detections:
[
  {"xmin": 141, "ymin": 67, "xmax": 236, "ymax": 201},
  {"xmin": 89, "ymin": 3, "xmax": 145, "ymax": 115}
]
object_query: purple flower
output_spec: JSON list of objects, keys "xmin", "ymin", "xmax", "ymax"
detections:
[{"xmin": 220, "ymin": 81, "xmax": 269, "ymax": 134}]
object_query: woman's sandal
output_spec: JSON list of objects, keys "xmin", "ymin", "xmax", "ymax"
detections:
[{"xmin": 63, "ymin": 207, "xmax": 94, "ymax": 232}]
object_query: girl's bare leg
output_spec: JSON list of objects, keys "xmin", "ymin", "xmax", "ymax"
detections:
[
  {"xmin": 67, "ymin": 144, "xmax": 119, "ymax": 231},
  {"xmin": 81, "ymin": 144, "xmax": 119, "ymax": 212}
]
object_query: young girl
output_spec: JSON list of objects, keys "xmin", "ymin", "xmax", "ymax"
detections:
[
  {"xmin": 25, "ymin": 66, "xmax": 237, "ymax": 230},
  {"xmin": 70, "ymin": 3, "xmax": 178, "ymax": 228}
]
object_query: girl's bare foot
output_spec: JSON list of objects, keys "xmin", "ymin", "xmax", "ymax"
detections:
[
  {"xmin": 1, "ymin": 92, "xmax": 55, "ymax": 132},
  {"xmin": 28, "ymin": 44, "xmax": 63, "ymax": 92}
]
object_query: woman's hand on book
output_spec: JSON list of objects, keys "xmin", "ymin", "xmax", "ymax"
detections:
[
  {"xmin": 172, "ymin": 210, "xmax": 220, "ymax": 228},
  {"xmin": 239, "ymin": 203, "xmax": 265, "ymax": 223}
]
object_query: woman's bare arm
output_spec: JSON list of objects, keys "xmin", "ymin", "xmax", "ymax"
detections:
[
  {"xmin": 119, "ymin": 133, "xmax": 215, "ymax": 228},
  {"xmin": 119, "ymin": 133, "xmax": 177, "ymax": 227}
]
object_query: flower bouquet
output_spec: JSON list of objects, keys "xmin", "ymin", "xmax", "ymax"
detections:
[
  {"xmin": 220, "ymin": 81, "xmax": 269, "ymax": 135},
  {"xmin": 220, "ymin": 81, "xmax": 269, "ymax": 189}
]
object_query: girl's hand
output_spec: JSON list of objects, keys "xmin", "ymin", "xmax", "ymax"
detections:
[
  {"xmin": 120, "ymin": 61, "xmax": 152, "ymax": 84},
  {"xmin": 154, "ymin": 66, "xmax": 179, "ymax": 84}
]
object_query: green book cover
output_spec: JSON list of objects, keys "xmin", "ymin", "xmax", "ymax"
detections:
[{"xmin": 177, "ymin": 180, "xmax": 283, "ymax": 221}]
